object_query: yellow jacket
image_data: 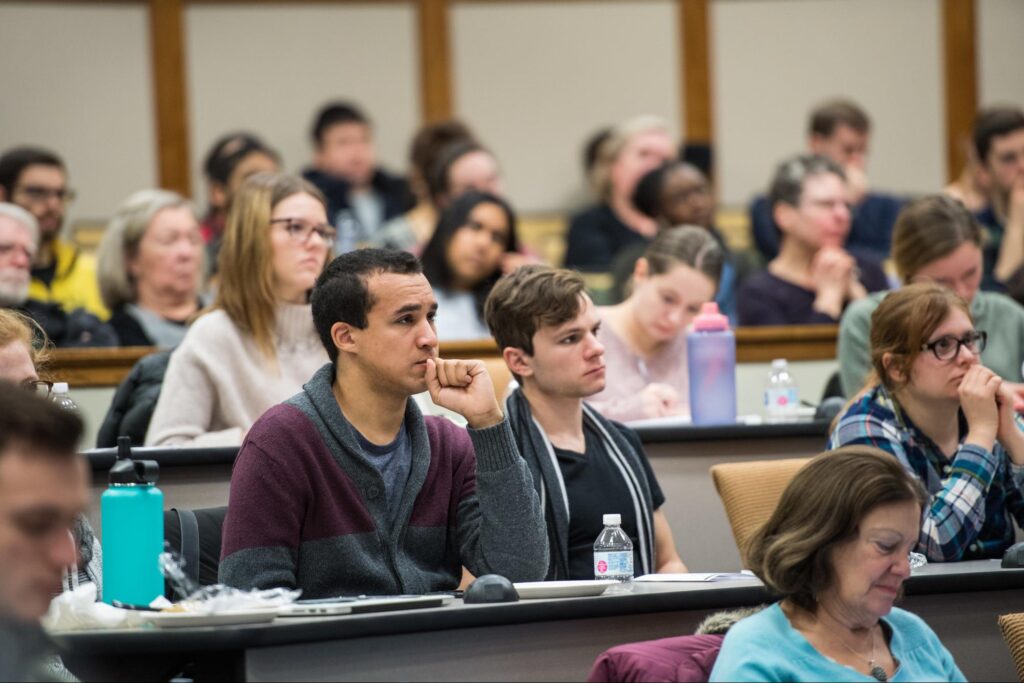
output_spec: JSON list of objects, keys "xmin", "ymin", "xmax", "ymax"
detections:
[{"xmin": 29, "ymin": 239, "xmax": 109, "ymax": 320}]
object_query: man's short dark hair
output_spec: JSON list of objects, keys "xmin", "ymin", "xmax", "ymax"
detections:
[
  {"xmin": 768, "ymin": 154, "xmax": 846, "ymax": 209},
  {"xmin": 973, "ymin": 106, "xmax": 1024, "ymax": 163},
  {"xmin": 311, "ymin": 249, "xmax": 423, "ymax": 363},
  {"xmin": 484, "ymin": 265, "xmax": 586, "ymax": 358},
  {"xmin": 0, "ymin": 383, "xmax": 82, "ymax": 460},
  {"xmin": 0, "ymin": 147, "xmax": 65, "ymax": 196},
  {"xmin": 311, "ymin": 102, "xmax": 371, "ymax": 146},
  {"xmin": 809, "ymin": 99, "xmax": 871, "ymax": 138}
]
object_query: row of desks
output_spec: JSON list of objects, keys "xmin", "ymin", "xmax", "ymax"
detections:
[{"xmin": 58, "ymin": 560, "xmax": 1024, "ymax": 681}]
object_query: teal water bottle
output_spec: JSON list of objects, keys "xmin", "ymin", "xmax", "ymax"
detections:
[{"xmin": 101, "ymin": 437, "xmax": 164, "ymax": 606}]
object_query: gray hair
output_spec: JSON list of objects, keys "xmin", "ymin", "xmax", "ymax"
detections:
[
  {"xmin": 0, "ymin": 202, "xmax": 39, "ymax": 250},
  {"xmin": 768, "ymin": 154, "xmax": 846, "ymax": 209},
  {"xmin": 96, "ymin": 189, "xmax": 198, "ymax": 310},
  {"xmin": 590, "ymin": 115, "xmax": 674, "ymax": 202}
]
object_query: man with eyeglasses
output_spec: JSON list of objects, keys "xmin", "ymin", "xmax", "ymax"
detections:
[
  {"xmin": 0, "ymin": 203, "xmax": 115, "ymax": 348},
  {"xmin": 749, "ymin": 99, "xmax": 905, "ymax": 264},
  {"xmin": 971, "ymin": 107, "xmax": 1024, "ymax": 301},
  {"xmin": 0, "ymin": 146, "xmax": 107, "ymax": 320},
  {"xmin": 0, "ymin": 384, "xmax": 89, "ymax": 681}
]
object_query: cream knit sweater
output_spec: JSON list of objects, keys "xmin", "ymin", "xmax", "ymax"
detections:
[{"xmin": 145, "ymin": 303, "xmax": 328, "ymax": 447}]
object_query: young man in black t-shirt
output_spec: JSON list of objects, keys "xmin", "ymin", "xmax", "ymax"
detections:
[{"xmin": 485, "ymin": 265, "xmax": 688, "ymax": 580}]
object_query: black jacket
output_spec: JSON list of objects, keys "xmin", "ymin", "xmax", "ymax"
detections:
[
  {"xmin": 96, "ymin": 350, "xmax": 171, "ymax": 448},
  {"xmin": 302, "ymin": 167, "xmax": 415, "ymax": 232},
  {"xmin": 17, "ymin": 300, "xmax": 118, "ymax": 348}
]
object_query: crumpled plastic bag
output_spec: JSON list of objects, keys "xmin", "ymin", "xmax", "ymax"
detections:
[
  {"xmin": 159, "ymin": 551, "xmax": 300, "ymax": 614},
  {"xmin": 43, "ymin": 583, "xmax": 142, "ymax": 632}
]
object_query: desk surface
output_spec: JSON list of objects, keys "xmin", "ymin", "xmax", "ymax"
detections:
[
  {"xmin": 54, "ymin": 560, "xmax": 1023, "ymax": 654},
  {"xmin": 82, "ymin": 419, "xmax": 831, "ymax": 472}
]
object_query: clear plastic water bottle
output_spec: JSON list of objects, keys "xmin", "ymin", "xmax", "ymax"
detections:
[
  {"xmin": 593, "ymin": 514, "xmax": 634, "ymax": 582},
  {"xmin": 335, "ymin": 209, "xmax": 360, "ymax": 253},
  {"xmin": 686, "ymin": 302, "xmax": 737, "ymax": 425},
  {"xmin": 50, "ymin": 382, "xmax": 79, "ymax": 413},
  {"xmin": 764, "ymin": 358, "xmax": 800, "ymax": 421}
]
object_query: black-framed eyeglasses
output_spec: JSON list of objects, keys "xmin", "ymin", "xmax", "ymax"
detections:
[
  {"xmin": 270, "ymin": 218, "xmax": 336, "ymax": 248},
  {"xmin": 920, "ymin": 330, "xmax": 987, "ymax": 361},
  {"xmin": 15, "ymin": 185, "xmax": 75, "ymax": 205},
  {"xmin": 21, "ymin": 379, "xmax": 53, "ymax": 398}
]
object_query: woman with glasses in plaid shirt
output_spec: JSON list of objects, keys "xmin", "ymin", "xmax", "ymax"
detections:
[{"xmin": 829, "ymin": 282, "xmax": 1024, "ymax": 562}]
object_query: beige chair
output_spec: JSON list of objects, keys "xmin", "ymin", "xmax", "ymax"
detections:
[
  {"xmin": 710, "ymin": 458, "xmax": 810, "ymax": 567},
  {"xmin": 998, "ymin": 612, "xmax": 1024, "ymax": 682}
]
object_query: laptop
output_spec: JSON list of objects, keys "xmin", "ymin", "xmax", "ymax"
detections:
[{"xmin": 278, "ymin": 594, "xmax": 454, "ymax": 617}]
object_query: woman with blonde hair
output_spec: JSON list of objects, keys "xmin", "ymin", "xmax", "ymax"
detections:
[
  {"xmin": 830, "ymin": 282, "xmax": 1024, "ymax": 562},
  {"xmin": 96, "ymin": 189, "xmax": 205, "ymax": 348},
  {"xmin": 146, "ymin": 173, "xmax": 333, "ymax": 446},
  {"xmin": 564, "ymin": 116, "xmax": 677, "ymax": 270}
]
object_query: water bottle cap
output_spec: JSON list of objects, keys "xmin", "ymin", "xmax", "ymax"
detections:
[
  {"xmin": 603, "ymin": 513, "xmax": 622, "ymax": 526},
  {"xmin": 52, "ymin": 382, "xmax": 69, "ymax": 394},
  {"xmin": 691, "ymin": 302, "xmax": 729, "ymax": 331},
  {"xmin": 109, "ymin": 436, "xmax": 160, "ymax": 485},
  {"xmin": 771, "ymin": 358, "xmax": 788, "ymax": 370}
]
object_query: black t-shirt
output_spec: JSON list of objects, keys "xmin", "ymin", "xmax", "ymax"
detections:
[{"xmin": 551, "ymin": 423, "xmax": 665, "ymax": 579}]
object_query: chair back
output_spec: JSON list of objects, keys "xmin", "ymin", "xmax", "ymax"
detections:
[
  {"xmin": 710, "ymin": 458, "xmax": 810, "ymax": 566},
  {"xmin": 163, "ymin": 506, "xmax": 228, "ymax": 597},
  {"xmin": 587, "ymin": 633, "xmax": 724, "ymax": 683},
  {"xmin": 998, "ymin": 612, "xmax": 1024, "ymax": 682}
]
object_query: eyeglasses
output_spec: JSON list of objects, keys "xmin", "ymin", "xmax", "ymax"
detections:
[
  {"xmin": 270, "ymin": 218, "xmax": 336, "ymax": 248},
  {"xmin": 14, "ymin": 185, "xmax": 75, "ymax": 205},
  {"xmin": 21, "ymin": 379, "xmax": 53, "ymax": 398},
  {"xmin": 920, "ymin": 330, "xmax": 987, "ymax": 361}
]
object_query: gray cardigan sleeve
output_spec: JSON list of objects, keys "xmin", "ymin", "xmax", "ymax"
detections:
[
  {"xmin": 456, "ymin": 418, "xmax": 549, "ymax": 581},
  {"xmin": 838, "ymin": 295, "xmax": 880, "ymax": 397}
]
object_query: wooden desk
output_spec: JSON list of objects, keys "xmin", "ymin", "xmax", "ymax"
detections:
[
  {"xmin": 56, "ymin": 561, "xmax": 1023, "ymax": 682},
  {"xmin": 52, "ymin": 326, "xmax": 840, "ymax": 388}
]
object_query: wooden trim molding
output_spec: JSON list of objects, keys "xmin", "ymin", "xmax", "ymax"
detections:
[
  {"xmin": 942, "ymin": 0, "xmax": 978, "ymax": 184},
  {"xmin": 417, "ymin": 0, "xmax": 454, "ymax": 122},
  {"xmin": 678, "ymin": 0, "xmax": 713, "ymax": 145},
  {"xmin": 149, "ymin": 0, "xmax": 192, "ymax": 196},
  {"xmin": 49, "ymin": 326, "xmax": 838, "ymax": 388}
]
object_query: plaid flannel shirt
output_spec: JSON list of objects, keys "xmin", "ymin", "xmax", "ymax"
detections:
[{"xmin": 828, "ymin": 384, "xmax": 1024, "ymax": 561}]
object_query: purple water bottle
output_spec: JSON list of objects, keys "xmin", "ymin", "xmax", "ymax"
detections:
[{"xmin": 687, "ymin": 302, "xmax": 737, "ymax": 425}]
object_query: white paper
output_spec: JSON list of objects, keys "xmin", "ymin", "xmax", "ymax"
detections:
[{"xmin": 633, "ymin": 571, "xmax": 756, "ymax": 583}]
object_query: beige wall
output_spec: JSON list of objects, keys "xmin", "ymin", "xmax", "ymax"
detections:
[
  {"xmin": 1, "ymin": 0, "xmax": 1009, "ymax": 223},
  {"xmin": 978, "ymin": 0, "xmax": 1024, "ymax": 108},
  {"xmin": 0, "ymin": 2, "xmax": 157, "ymax": 224},
  {"xmin": 451, "ymin": 0, "xmax": 682, "ymax": 214},
  {"xmin": 712, "ymin": 0, "xmax": 945, "ymax": 206},
  {"xmin": 184, "ymin": 3, "xmax": 419, "ymax": 203}
]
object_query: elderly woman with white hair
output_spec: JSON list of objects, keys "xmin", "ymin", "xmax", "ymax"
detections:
[
  {"xmin": 564, "ymin": 115, "xmax": 678, "ymax": 271},
  {"xmin": 96, "ymin": 189, "xmax": 205, "ymax": 347}
]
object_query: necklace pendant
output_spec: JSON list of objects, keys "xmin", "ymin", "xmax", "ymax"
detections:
[{"xmin": 870, "ymin": 665, "xmax": 888, "ymax": 682}]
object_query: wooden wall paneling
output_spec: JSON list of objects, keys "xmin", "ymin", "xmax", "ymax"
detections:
[
  {"xmin": 149, "ymin": 0, "xmax": 192, "ymax": 196},
  {"xmin": 418, "ymin": 0, "xmax": 453, "ymax": 122},
  {"xmin": 942, "ymin": 0, "xmax": 978, "ymax": 183},
  {"xmin": 678, "ymin": 0, "xmax": 713, "ymax": 145}
]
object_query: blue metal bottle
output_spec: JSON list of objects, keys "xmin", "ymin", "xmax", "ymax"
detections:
[
  {"xmin": 101, "ymin": 437, "xmax": 164, "ymax": 605},
  {"xmin": 686, "ymin": 302, "xmax": 737, "ymax": 425}
]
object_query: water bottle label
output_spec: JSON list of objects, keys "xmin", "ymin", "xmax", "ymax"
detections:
[
  {"xmin": 594, "ymin": 551, "xmax": 633, "ymax": 579},
  {"xmin": 764, "ymin": 387, "xmax": 799, "ymax": 414}
]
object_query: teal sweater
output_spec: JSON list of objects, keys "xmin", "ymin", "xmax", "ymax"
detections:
[{"xmin": 710, "ymin": 603, "xmax": 965, "ymax": 682}]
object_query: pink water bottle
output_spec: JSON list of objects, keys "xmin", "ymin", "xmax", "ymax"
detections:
[{"xmin": 687, "ymin": 302, "xmax": 737, "ymax": 425}]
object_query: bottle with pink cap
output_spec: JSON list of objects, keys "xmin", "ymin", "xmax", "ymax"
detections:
[{"xmin": 686, "ymin": 302, "xmax": 737, "ymax": 425}]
